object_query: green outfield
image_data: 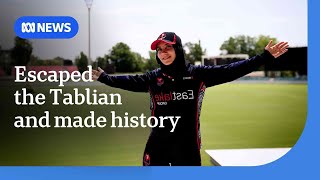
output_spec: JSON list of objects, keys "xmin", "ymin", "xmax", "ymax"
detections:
[{"xmin": 0, "ymin": 81, "xmax": 307, "ymax": 166}]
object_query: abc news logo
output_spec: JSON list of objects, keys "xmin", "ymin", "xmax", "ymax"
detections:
[
  {"xmin": 15, "ymin": 16, "xmax": 79, "ymax": 39},
  {"xmin": 21, "ymin": 22, "xmax": 72, "ymax": 33}
]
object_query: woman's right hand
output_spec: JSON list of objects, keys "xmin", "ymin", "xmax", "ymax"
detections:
[{"xmin": 92, "ymin": 67, "xmax": 104, "ymax": 80}]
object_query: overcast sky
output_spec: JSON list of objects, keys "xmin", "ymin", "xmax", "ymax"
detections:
[{"xmin": 0, "ymin": 0, "xmax": 307, "ymax": 60}]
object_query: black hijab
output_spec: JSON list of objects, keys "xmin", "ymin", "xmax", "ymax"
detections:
[{"xmin": 155, "ymin": 35, "xmax": 188, "ymax": 79}]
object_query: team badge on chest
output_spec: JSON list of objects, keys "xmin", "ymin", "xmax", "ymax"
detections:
[{"xmin": 157, "ymin": 77, "xmax": 164, "ymax": 86}]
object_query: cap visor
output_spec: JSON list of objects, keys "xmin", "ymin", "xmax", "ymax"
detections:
[{"xmin": 151, "ymin": 40, "xmax": 175, "ymax": 50}]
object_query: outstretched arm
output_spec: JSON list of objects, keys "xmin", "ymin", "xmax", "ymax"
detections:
[
  {"xmin": 194, "ymin": 41, "xmax": 289, "ymax": 87},
  {"xmin": 92, "ymin": 67, "xmax": 151, "ymax": 92}
]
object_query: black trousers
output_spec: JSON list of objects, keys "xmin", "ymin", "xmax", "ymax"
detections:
[{"xmin": 142, "ymin": 138, "xmax": 201, "ymax": 166}]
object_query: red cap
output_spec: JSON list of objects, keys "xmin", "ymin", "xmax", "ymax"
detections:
[{"xmin": 151, "ymin": 32, "xmax": 177, "ymax": 50}]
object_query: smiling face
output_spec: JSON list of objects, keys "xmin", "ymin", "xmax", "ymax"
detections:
[{"xmin": 156, "ymin": 41, "xmax": 176, "ymax": 65}]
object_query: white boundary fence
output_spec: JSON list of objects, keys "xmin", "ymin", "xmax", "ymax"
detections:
[{"xmin": 205, "ymin": 148, "xmax": 291, "ymax": 166}]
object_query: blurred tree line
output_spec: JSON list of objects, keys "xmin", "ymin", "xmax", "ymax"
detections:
[
  {"xmin": 1, "ymin": 34, "xmax": 283, "ymax": 75},
  {"xmin": 220, "ymin": 35, "xmax": 278, "ymax": 57},
  {"xmin": 0, "ymin": 37, "xmax": 33, "ymax": 75}
]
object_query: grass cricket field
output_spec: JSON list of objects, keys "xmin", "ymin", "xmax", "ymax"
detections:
[{"xmin": 0, "ymin": 80, "xmax": 307, "ymax": 166}]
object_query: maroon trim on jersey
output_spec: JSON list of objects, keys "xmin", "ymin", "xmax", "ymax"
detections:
[
  {"xmin": 149, "ymin": 87, "xmax": 156, "ymax": 116},
  {"xmin": 195, "ymin": 81, "xmax": 205, "ymax": 151},
  {"xmin": 162, "ymin": 73, "xmax": 173, "ymax": 79},
  {"xmin": 143, "ymin": 153, "xmax": 151, "ymax": 166}
]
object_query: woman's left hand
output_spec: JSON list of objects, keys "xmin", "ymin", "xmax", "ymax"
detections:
[{"xmin": 265, "ymin": 40, "xmax": 289, "ymax": 58}]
